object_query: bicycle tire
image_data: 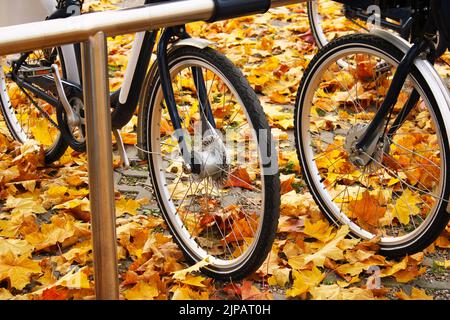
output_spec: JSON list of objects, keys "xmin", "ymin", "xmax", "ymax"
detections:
[{"xmin": 141, "ymin": 46, "xmax": 280, "ymax": 280}]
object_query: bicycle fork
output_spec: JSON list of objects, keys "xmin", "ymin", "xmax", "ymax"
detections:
[
  {"xmin": 352, "ymin": 38, "xmax": 428, "ymax": 164},
  {"xmin": 157, "ymin": 26, "xmax": 217, "ymax": 174}
]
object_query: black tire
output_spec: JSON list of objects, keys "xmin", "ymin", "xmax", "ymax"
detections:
[
  {"xmin": 0, "ymin": 48, "xmax": 68, "ymax": 165},
  {"xmin": 141, "ymin": 46, "xmax": 280, "ymax": 280},
  {"xmin": 295, "ymin": 34, "xmax": 450, "ymax": 257}
]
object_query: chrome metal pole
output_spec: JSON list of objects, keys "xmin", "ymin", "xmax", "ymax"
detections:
[{"xmin": 82, "ymin": 31, "xmax": 119, "ymax": 300}]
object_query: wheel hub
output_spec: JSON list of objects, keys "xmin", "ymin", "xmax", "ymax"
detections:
[
  {"xmin": 344, "ymin": 124, "xmax": 389, "ymax": 173},
  {"xmin": 191, "ymin": 133, "xmax": 230, "ymax": 182}
]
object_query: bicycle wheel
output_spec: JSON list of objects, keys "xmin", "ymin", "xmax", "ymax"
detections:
[
  {"xmin": 141, "ymin": 46, "xmax": 280, "ymax": 279},
  {"xmin": 295, "ymin": 34, "xmax": 450, "ymax": 257},
  {"xmin": 0, "ymin": 49, "xmax": 68, "ymax": 164}
]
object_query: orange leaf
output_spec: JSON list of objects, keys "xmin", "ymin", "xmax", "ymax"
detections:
[
  {"xmin": 280, "ymin": 174, "xmax": 295, "ymax": 195},
  {"xmin": 224, "ymin": 168, "xmax": 254, "ymax": 190},
  {"xmin": 41, "ymin": 287, "xmax": 69, "ymax": 300},
  {"xmin": 348, "ymin": 191, "xmax": 386, "ymax": 229}
]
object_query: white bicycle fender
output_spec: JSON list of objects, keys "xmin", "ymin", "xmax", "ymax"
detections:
[{"xmin": 172, "ymin": 38, "xmax": 215, "ymax": 50}]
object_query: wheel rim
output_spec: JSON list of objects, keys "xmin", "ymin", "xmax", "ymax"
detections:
[
  {"xmin": 147, "ymin": 56, "xmax": 266, "ymax": 272},
  {"xmin": 298, "ymin": 43, "xmax": 446, "ymax": 247}
]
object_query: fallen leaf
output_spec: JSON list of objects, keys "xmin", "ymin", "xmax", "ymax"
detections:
[
  {"xmin": 286, "ymin": 266, "xmax": 325, "ymax": 298},
  {"xmin": 224, "ymin": 168, "xmax": 254, "ymax": 190},
  {"xmin": 311, "ymin": 285, "xmax": 374, "ymax": 300},
  {"xmin": 172, "ymin": 256, "xmax": 211, "ymax": 280},
  {"xmin": 289, "ymin": 225, "xmax": 349, "ymax": 269},
  {"xmin": 395, "ymin": 287, "xmax": 433, "ymax": 300},
  {"xmin": 0, "ymin": 288, "xmax": 13, "ymax": 300},
  {"xmin": 124, "ymin": 281, "xmax": 159, "ymax": 300},
  {"xmin": 0, "ymin": 238, "xmax": 34, "ymax": 257},
  {"xmin": 303, "ymin": 218, "xmax": 334, "ymax": 242},
  {"xmin": 0, "ymin": 251, "xmax": 41, "ymax": 290}
]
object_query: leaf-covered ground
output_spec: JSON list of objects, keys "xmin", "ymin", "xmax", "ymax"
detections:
[{"xmin": 0, "ymin": 0, "xmax": 449, "ymax": 300}]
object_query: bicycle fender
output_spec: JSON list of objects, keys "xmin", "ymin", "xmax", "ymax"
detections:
[
  {"xmin": 172, "ymin": 38, "xmax": 215, "ymax": 50},
  {"xmin": 372, "ymin": 28, "xmax": 450, "ymax": 213}
]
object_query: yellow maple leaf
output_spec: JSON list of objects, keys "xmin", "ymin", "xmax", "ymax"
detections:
[
  {"xmin": 388, "ymin": 189, "xmax": 421, "ymax": 225},
  {"xmin": 31, "ymin": 266, "xmax": 91, "ymax": 297},
  {"xmin": 309, "ymin": 284, "xmax": 341, "ymax": 300},
  {"xmin": 280, "ymin": 190, "xmax": 319, "ymax": 217},
  {"xmin": 0, "ymin": 212, "xmax": 39, "ymax": 238},
  {"xmin": 286, "ymin": 266, "xmax": 325, "ymax": 298},
  {"xmin": 25, "ymin": 214, "xmax": 89, "ymax": 251},
  {"xmin": 381, "ymin": 257, "xmax": 408, "ymax": 277},
  {"xmin": 53, "ymin": 197, "xmax": 90, "ymax": 212},
  {"xmin": 289, "ymin": 225, "xmax": 349, "ymax": 269},
  {"xmin": 181, "ymin": 275, "xmax": 207, "ymax": 288},
  {"xmin": 336, "ymin": 262, "xmax": 367, "ymax": 277},
  {"xmin": 30, "ymin": 118, "xmax": 55, "ymax": 147},
  {"xmin": 393, "ymin": 266, "xmax": 426, "ymax": 283},
  {"xmin": 0, "ymin": 165, "xmax": 20, "ymax": 183},
  {"xmin": 61, "ymin": 240, "xmax": 92, "ymax": 265},
  {"xmin": 303, "ymin": 218, "xmax": 334, "ymax": 242},
  {"xmin": 4, "ymin": 194, "xmax": 46, "ymax": 215},
  {"xmin": 124, "ymin": 281, "xmax": 159, "ymax": 300},
  {"xmin": 59, "ymin": 267, "xmax": 91, "ymax": 290},
  {"xmin": 0, "ymin": 251, "xmax": 41, "ymax": 290},
  {"xmin": 267, "ymin": 267, "xmax": 291, "ymax": 287},
  {"xmin": 115, "ymin": 198, "xmax": 148, "ymax": 217}
]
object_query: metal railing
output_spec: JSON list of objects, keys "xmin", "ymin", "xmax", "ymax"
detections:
[{"xmin": 0, "ymin": 0, "xmax": 303, "ymax": 300}]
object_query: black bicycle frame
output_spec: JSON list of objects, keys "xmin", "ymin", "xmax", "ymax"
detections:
[
  {"xmin": 355, "ymin": 0, "xmax": 438, "ymax": 152},
  {"xmin": 354, "ymin": 39, "xmax": 426, "ymax": 151},
  {"xmin": 331, "ymin": 0, "xmax": 413, "ymax": 39}
]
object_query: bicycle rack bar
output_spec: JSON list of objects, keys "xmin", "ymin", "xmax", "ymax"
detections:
[
  {"xmin": 0, "ymin": 0, "xmax": 303, "ymax": 300},
  {"xmin": 81, "ymin": 31, "xmax": 119, "ymax": 300}
]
